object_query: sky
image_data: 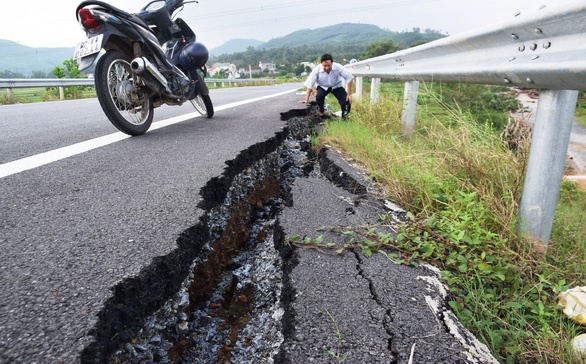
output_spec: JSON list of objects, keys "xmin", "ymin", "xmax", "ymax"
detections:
[{"xmin": 0, "ymin": 0, "xmax": 568, "ymax": 51}]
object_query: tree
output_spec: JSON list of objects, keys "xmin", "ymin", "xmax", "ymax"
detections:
[
  {"xmin": 362, "ymin": 39, "xmax": 399, "ymax": 59},
  {"xmin": 51, "ymin": 65, "xmax": 66, "ymax": 79},
  {"xmin": 0, "ymin": 70, "xmax": 26, "ymax": 78},
  {"xmin": 63, "ymin": 58, "xmax": 83, "ymax": 79},
  {"xmin": 31, "ymin": 71, "xmax": 49, "ymax": 78},
  {"xmin": 293, "ymin": 64, "xmax": 306, "ymax": 75},
  {"xmin": 48, "ymin": 58, "xmax": 86, "ymax": 99}
]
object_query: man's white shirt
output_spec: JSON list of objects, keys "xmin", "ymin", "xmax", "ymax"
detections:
[{"xmin": 304, "ymin": 62, "xmax": 354, "ymax": 90}]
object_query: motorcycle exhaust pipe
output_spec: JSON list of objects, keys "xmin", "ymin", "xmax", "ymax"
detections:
[
  {"xmin": 130, "ymin": 57, "xmax": 147, "ymax": 74},
  {"xmin": 131, "ymin": 57, "xmax": 169, "ymax": 91}
]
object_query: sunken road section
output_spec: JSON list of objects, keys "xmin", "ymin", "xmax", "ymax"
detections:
[
  {"xmin": 80, "ymin": 106, "xmax": 498, "ymax": 363},
  {"xmin": 81, "ymin": 109, "xmax": 309, "ymax": 363}
]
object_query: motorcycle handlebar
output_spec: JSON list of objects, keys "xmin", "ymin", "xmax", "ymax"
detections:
[
  {"xmin": 135, "ymin": 0, "xmax": 198, "ymax": 25},
  {"xmin": 166, "ymin": 0, "xmax": 198, "ymax": 14}
]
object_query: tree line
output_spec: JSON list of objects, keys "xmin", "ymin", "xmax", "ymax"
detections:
[
  {"xmin": 209, "ymin": 28, "xmax": 444, "ymax": 76},
  {"xmin": 0, "ymin": 28, "xmax": 443, "ymax": 80}
]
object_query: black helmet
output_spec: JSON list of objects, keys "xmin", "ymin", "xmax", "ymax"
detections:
[{"xmin": 179, "ymin": 42, "xmax": 209, "ymax": 70}]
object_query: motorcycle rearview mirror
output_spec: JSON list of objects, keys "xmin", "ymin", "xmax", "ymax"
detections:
[{"xmin": 142, "ymin": 0, "xmax": 164, "ymax": 11}]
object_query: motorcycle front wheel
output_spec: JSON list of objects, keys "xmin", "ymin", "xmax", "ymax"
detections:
[
  {"xmin": 190, "ymin": 94, "xmax": 214, "ymax": 118},
  {"xmin": 95, "ymin": 50, "xmax": 154, "ymax": 136}
]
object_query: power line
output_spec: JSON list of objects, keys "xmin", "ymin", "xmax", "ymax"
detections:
[
  {"xmin": 191, "ymin": 0, "xmax": 439, "ymax": 33},
  {"xmin": 187, "ymin": 0, "xmax": 333, "ymax": 20}
]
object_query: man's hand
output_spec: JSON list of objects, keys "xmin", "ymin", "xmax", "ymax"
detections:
[
  {"xmin": 346, "ymin": 81, "xmax": 353, "ymax": 103},
  {"xmin": 298, "ymin": 87, "xmax": 313, "ymax": 103}
]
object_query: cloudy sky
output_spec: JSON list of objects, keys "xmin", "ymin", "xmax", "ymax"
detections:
[{"xmin": 0, "ymin": 0, "xmax": 567, "ymax": 50}]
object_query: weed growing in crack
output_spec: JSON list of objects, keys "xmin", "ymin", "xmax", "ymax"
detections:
[
  {"xmin": 286, "ymin": 224, "xmax": 398, "ymax": 258},
  {"xmin": 325, "ymin": 308, "xmax": 348, "ymax": 364},
  {"xmin": 287, "ymin": 215, "xmax": 580, "ymax": 363}
]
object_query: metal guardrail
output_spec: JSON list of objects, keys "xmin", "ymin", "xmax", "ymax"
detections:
[
  {"xmin": 0, "ymin": 77, "xmax": 276, "ymax": 100},
  {"xmin": 0, "ymin": 78, "xmax": 95, "ymax": 88},
  {"xmin": 346, "ymin": 1, "xmax": 586, "ymax": 91},
  {"xmin": 344, "ymin": 0, "xmax": 586, "ymax": 246},
  {"xmin": 0, "ymin": 78, "xmax": 275, "ymax": 89}
]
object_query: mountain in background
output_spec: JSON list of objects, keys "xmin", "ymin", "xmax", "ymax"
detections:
[
  {"xmin": 0, "ymin": 40, "xmax": 75, "ymax": 77},
  {"xmin": 260, "ymin": 23, "xmax": 391, "ymax": 49},
  {"xmin": 0, "ymin": 23, "xmax": 446, "ymax": 76},
  {"xmin": 209, "ymin": 38, "xmax": 264, "ymax": 57},
  {"xmin": 209, "ymin": 23, "xmax": 446, "ymax": 70}
]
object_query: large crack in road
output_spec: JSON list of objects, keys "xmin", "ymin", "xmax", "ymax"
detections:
[
  {"xmin": 80, "ymin": 106, "xmax": 498, "ymax": 364},
  {"xmin": 81, "ymin": 108, "xmax": 319, "ymax": 363}
]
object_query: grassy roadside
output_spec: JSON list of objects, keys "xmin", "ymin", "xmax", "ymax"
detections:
[
  {"xmin": 0, "ymin": 87, "xmax": 96, "ymax": 104},
  {"xmin": 0, "ymin": 78, "xmax": 292, "ymax": 105},
  {"xmin": 575, "ymin": 92, "xmax": 586, "ymax": 129},
  {"xmin": 315, "ymin": 83, "xmax": 586, "ymax": 363}
]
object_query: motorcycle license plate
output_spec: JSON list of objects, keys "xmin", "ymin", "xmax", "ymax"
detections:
[{"xmin": 73, "ymin": 34, "xmax": 103, "ymax": 59}]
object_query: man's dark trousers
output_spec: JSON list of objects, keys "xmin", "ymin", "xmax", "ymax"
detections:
[{"xmin": 316, "ymin": 86, "xmax": 351, "ymax": 117}]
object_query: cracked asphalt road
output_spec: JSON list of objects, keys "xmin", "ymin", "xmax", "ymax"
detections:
[{"xmin": 276, "ymin": 149, "xmax": 498, "ymax": 364}]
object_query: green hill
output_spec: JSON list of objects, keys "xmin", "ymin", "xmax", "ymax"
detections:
[
  {"xmin": 260, "ymin": 23, "xmax": 391, "ymax": 49},
  {"xmin": 0, "ymin": 23, "xmax": 446, "ymax": 77},
  {"xmin": 210, "ymin": 23, "xmax": 446, "ymax": 70},
  {"xmin": 0, "ymin": 40, "xmax": 75, "ymax": 77},
  {"xmin": 209, "ymin": 39, "xmax": 265, "ymax": 57}
]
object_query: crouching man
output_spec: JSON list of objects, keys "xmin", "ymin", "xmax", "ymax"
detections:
[{"xmin": 300, "ymin": 53, "xmax": 353, "ymax": 119}]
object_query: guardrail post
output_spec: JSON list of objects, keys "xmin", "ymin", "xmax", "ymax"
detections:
[
  {"xmin": 59, "ymin": 87, "xmax": 65, "ymax": 100},
  {"xmin": 370, "ymin": 78, "xmax": 381, "ymax": 103},
  {"xmin": 6, "ymin": 87, "xmax": 13, "ymax": 100},
  {"xmin": 517, "ymin": 89, "xmax": 579, "ymax": 247},
  {"xmin": 401, "ymin": 81, "xmax": 419, "ymax": 136},
  {"xmin": 354, "ymin": 77, "xmax": 363, "ymax": 100}
]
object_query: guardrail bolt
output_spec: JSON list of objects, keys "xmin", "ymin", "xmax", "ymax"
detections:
[
  {"xmin": 534, "ymin": 28, "xmax": 543, "ymax": 34},
  {"xmin": 514, "ymin": 11, "xmax": 521, "ymax": 17},
  {"xmin": 504, "ymin": 77, "xmax": 512, "ymax": 84},
  {"xmin": 518, "ymin": 45, "xmax": 526, "ymax": 52},
  {"xmin": 543, "ymin": 41, "xmax": 551, "ymax": 49},
  {"xmin": 527, "ymin": 78, "xmax": 535, "ymax": 84},
  {"xmin": 509, "ymin": 57, "xmax": 517, "ymax": 62},
  {"xmin": 511, "ymin": 33, "xmax": 519, "ymax": 40},
  {"xmin": 532, "ymin": 55, "xmax": 540, "ymax": 60},
  {"xmin": 530, "ymin": 43, "xmax": 538, "ymax": 51},
  {"xmin": 538, "ymin": 4, "xmax": 546, "ymax": 10}
]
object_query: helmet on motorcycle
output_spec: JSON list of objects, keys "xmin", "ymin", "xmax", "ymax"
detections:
[{"xmin": 179, "ymin": 42, "xmax": 209, "ymax": 70}]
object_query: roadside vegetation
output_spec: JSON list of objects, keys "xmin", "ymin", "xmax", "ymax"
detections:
[
  {"xmin": 314, "ymin": 81, "xmax": 586, "ymax": 363},
  {"xmin": 574, "ymin": 91, "xmax": 586, "ymax": 129},
  {"xmin": 0, "ymin": 58, "xmax": 295, "ymax": 105}
]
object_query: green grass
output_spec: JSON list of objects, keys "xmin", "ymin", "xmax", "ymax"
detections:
[
  {"xmin": 574, "ymin": 92, "xmax": 586, "ymax": 129},
  {"xmin": 0, "ymin": 87, "xmax": 96, "ymax": 104},
  {"xmin": 0, "ymin": 78, "xmax": 289, "ymax": 104},
  {"xmin": 315, "ymin": 85, "xmax": 586, "ymax": 363}
]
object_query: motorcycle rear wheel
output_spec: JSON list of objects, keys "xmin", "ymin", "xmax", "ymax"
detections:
[
  {"xmin": 95, "ymin": 50, "xmax": 153, "ymax": 136},
  {"xmin": 190, "ymin": 94, "xmax": 214, "ymax": 118}
]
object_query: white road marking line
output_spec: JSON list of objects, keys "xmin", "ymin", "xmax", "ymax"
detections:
[{"xmin": 0, "ymin": 89, "xmax": 297, "ymax": 179}]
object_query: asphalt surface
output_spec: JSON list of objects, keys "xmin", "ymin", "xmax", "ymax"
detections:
[
  {"xmin": 0, "ymin": 84, "xmax": 301, "ymax": 363},
  {"xmin": 276, "ymin": 147, "xmax": 497, "ymax": 364}
]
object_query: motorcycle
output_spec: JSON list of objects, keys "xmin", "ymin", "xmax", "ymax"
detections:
[{"xmin": 74, "ymin": 0, "xmax": 213, "ymax": 136}]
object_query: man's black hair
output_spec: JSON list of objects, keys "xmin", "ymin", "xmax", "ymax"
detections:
[{"xmin": 320, "ymin": 54, "xmax": 333, "ymax": 63}]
